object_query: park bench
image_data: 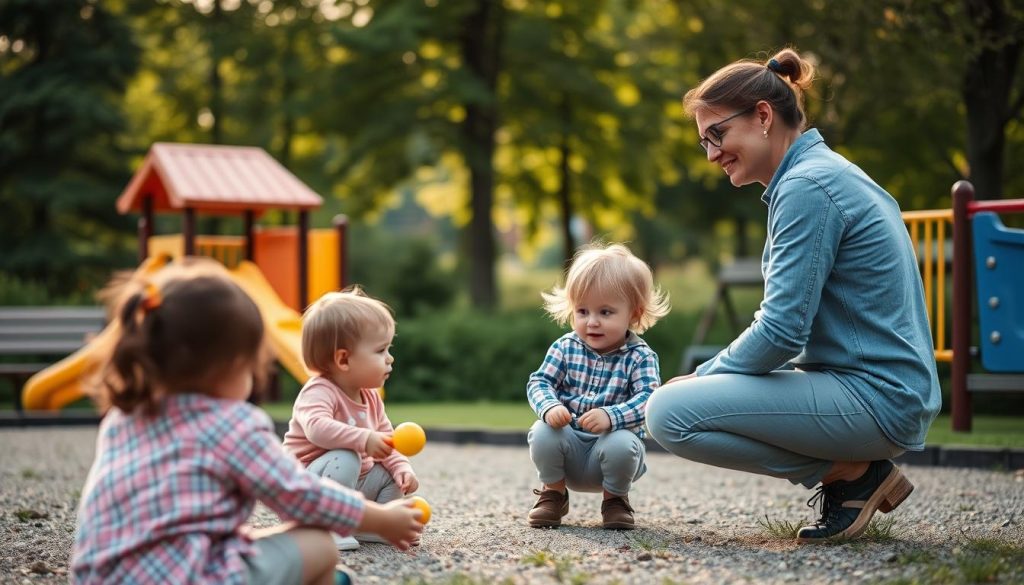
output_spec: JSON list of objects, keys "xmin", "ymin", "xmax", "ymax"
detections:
[
  {"xmin": 678, "ymin": 257, "xmax": 764, "ymax": 374},
  {"xmin": 0, "ymin": 306, "xmax": 106, "ymax": 411}
]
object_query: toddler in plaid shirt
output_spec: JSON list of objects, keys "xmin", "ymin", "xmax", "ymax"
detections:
[
  {"xmin": 72, "ymin": 259, "xmax": 423, "ymax": 585},
  {"xmin": 283, "ymin": 287, "xmax": 420, "ymax": 551},
  {"xmin": 526, "ymin": 243, "xmax": 669, "ymax": 530}
]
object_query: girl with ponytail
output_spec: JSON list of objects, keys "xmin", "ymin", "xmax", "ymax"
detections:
[{"xmin": 72, "ymin": 258, "xmax": 423, "ymax": 585}]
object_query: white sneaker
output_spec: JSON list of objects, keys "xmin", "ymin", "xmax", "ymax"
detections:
[{"xmin": 332, "ymin": 533, "xmax": 360, "ymax": 551}]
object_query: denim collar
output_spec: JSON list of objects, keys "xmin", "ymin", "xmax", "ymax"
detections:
[{"xmin": 762, "ymin": 128, "xmax": 825, "ymax": 206}]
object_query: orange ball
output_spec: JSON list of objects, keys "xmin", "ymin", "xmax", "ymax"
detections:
[
  {"xmin": 391, "ymin": 422, "xmax": 426, "ymax": 456},
  {"xmin": 410, "ymin": 495, "xmax": 431, "ymax": 524}
]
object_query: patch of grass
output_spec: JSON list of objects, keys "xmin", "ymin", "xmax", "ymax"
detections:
[
  {"xmin": 757, "ymin": 515, "xmax": 801, "ymax": 539},
  {"xmin": 262, "ymin": 403, "xmax": 1024, "ymax": 449},
  {"xmin": 14, "ymin": 508, "xmax": 48, "ymax": 522},
  {"xmin": 881, "ymin": 536, "xmax": 1024, "ymax": 584},
  {"xmin": 520, "ymin": 550, "xmax": 587, "ymax": 584},
  {"xmin": 20, "ymin": 468, "xmax": 39, "ymax": 479},
  {"xmin": 926, "ymin": 415, "xmax": 1024, "ymax": 448},
  {"xmin": 521, "ymin": 550, "xmax": 556, "ymax": 567},
  {"xmin": 895, "ymin": 548, "xmax": 939, "ymax": 565},
  {"xmin": 263, "ymin": 400, "xmax": 537, "ymax": 429},
  {"xmin": 629, "ymin": 533, "xmax": 669, "ymax": 552},
  {"xmin": 402, "ymin": 575, "xmax": 514, "ymax": 585}
]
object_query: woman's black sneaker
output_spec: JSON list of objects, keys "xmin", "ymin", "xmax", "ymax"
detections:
[{"xmin": 796, "ymin": 459, "xmax": 914, "ymax": 543}]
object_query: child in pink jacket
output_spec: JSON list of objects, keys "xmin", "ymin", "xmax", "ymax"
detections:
[{"xmin": 283, "ymin": 287, "xmax": 419, "ymax": 551}]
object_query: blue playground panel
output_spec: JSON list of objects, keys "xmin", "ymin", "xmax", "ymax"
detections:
[{"xmin": 971, "ymin": 212, "xmax": 1024, "ymax": 372}]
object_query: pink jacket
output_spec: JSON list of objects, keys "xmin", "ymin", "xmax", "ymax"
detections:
[{"xmin": 282, "ymin": 376, "xmax": 413, "ymax": 480}]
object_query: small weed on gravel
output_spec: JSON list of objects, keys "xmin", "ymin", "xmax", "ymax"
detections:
[
  {"xmin": 20, "ymin": 468, "xmax": 39, "ymax": 479},
  {"xmin": 863, "ymin": 515, "xmax": 903, "ymax": 542},
  {"xmin": 521, "ymin": 549, "xmax": 556, "ymax": 567},
  {"xmin": 14, "ymin": 508, "xmax": 49, "ymax": 522},
  {"xmin": 520, "ymin": 550, "xmax": 589, "ymax": 584},
  {"xmin": 757, "ymin": 515, "xmax": 801, "ymax": 538},
  {"xmin": 628, "ymin": 533, "xmax": 670, "ymax": 557}
]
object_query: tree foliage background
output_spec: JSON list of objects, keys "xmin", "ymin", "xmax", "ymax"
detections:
[{"xmin": 1, "ymin": 0, "xmax": 1022, "ymax": 307}]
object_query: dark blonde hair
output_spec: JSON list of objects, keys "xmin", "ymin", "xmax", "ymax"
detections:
[
  {"xmin": 683, "ymin": 48, "xmax": 816, "ymax": 130},
  {"xmin": 96, "ymin": 258, "xmax": 269, "ymax": 416},
  {"xmin": 542, "ymin": 243, "xmax": 669, "ymax": 334},
  {"xmin": 301, "ymin": 286, "xmax": 395, "ymax": 375}
]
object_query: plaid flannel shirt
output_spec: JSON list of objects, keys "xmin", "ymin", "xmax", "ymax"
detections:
[
  {"xmin": 72, "ymin": 394, "xmax": 365, "ymax": 585},
  {"xmin": 527, "ymin": 331, "xmax": 660, "ymax": 437}
]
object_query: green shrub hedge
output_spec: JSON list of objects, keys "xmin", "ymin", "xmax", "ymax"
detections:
[{"xmin": 381, "ymin": 307, "xmax": 698, "ymax": 402}]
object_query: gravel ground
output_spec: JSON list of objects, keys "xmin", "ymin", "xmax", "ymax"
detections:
[{"xmin": 1, "ymin": 427, "xmax": 1023, "ymax": 584}]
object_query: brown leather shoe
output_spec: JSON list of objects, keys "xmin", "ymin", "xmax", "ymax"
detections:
[
  {"xmin": 528, "ymin": 488, "xmax": 569, "ymax": 528},
  {"xmin": 602, "ymin": 495, "xmax": 635, "ymax": 530}
]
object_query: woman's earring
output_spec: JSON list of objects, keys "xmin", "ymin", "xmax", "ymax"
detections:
[{"xmin": 763, "ymin": 126, "xmax": 768, "ymax": 138}]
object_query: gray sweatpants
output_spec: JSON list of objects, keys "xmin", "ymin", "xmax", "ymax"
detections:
[
  {"xmin": 307, "ymin": 449, "xmax": 402, "ymax": 504},
  {"xmin": 528, "ymin": 420, "xmax": 647, "ymax": 496}
]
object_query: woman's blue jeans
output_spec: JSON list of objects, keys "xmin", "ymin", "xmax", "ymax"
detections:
[{"xmin": 646, "ymin": 370, "xmax": 904, "ymax": 488}]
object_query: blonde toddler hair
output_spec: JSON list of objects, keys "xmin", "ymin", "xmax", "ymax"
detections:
[
  {"xmin": 301, "ymin": 286, "xmax": 395, "ymax": 375},
  {"xmin": 541, "ymin": 243, "xmax": 669, "ymax": 334}
]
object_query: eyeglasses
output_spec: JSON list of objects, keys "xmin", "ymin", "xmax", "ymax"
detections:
[{"xmin": 698, "ymin": 106, "xmax": 755, "ymax": 152}]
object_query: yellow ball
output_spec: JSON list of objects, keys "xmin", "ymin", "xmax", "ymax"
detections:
[
  {"xmin": 391, "ymin": 422, "xmax": 426, "ymax": 456},
  {"xmin": 410, "ymin": 495, "xmax": 431, "ymax": 524}
]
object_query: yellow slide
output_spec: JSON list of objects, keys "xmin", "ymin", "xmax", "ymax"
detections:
[
  {"xmin": 21, "ymin": 258, "xmax": 311, "ymax": 411},
  {"xmin": 226, "ymin": 261, "xmax": 311, "ymax": 386},
  {"xmin": 21, "ymin": 255, "xmax": 170, "ymax": 411}
]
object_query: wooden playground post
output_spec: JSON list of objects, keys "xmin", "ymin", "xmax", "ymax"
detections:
[
  {"xmin": 183, "ymin": 207, "xmax": 196, "ymax": 256},
  {"xmin": 244, "ymin": 210, "xmax": 255, "ymax": 261},
  {"xmin": 298, "ymin": 209, "xmax": 309, "ymax": 310},
  {"xmin": 138, "ymin": 194, "xmax": 154, "ymax": 262},
  {"xmin": 333, "ymin": 214, "xmax": 349, "ymax": 289},
  {"xmin": 951, "ymin": 180, "xmax": 973, "ymax": 432}
]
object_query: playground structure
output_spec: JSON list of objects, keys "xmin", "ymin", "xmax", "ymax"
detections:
[
  {"xmin": 903, "ymin": 181, "xmax": 1024, "ymax": 432},
  {"xmin": 679, "ymin": 180, "xmax": 1023, "ymax": 432},
  {"xmin": 21, "ymin": 143, "xmax": 348, "ymax": 410}
]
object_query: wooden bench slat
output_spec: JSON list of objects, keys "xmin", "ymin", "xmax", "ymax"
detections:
[
  {"xmin": 0, "ymin": 340, "xmax": 92, "ymax": 354},
  {"xmin": 967, "ymin": 374, "xmax": 1024, "ymax": 392}
]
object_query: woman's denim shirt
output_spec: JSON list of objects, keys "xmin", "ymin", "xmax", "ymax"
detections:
[{"xmin": 696, "ymin": 129, "xmax": 941, "ymax": 450}]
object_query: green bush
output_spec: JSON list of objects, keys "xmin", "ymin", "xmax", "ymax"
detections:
[
  {"xmin": 383, "ymin": 307, "xmax": 697, "ymax": 402},
  {"xmin": 347, "ymin": 228, "xmax": 456, "ymax": 317}
]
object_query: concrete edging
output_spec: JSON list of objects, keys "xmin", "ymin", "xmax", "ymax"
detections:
[{"xmin": 1, "ymin": 413, "xmax": 1020, "ymax": 471}]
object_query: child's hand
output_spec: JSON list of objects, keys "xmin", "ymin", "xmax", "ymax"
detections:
[
  {"xmin": 395, "ymin": 471, "xmax": 419, "ymax": 494},
  {"xmin": 358, "ymin": 499, "xmax": 425, "ymax": 550},
  {"xmin": 544, "ymin": 405, "xmax": 572, "ymax": 428},
  {"xmin": 366, "ymin": 432, "xmax": 395, "ymax": 459},
  {"xmin": 578, "ymin": 408, "xmax": 611, "ymax": 433}
]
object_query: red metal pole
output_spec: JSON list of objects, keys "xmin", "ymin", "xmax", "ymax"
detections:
[{"xmin": 951, "ymin": 180, "xmax": 973, "ymax": 432}]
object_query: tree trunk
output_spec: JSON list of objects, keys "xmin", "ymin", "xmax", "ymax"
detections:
[
  {"xmin": 961, "ymin": 0, "xmax": 1022, "ymax": 199},
  {"xmin": 558, "ymin": 95, "xmax": 574, "ymax": 269},
  {"xmin": 279, "ymin": 24, "xmax": 296, "ymax": 169},
  {"xmin": 209, "ymin": 0, "xmax": 224, "ymax": 146},
  {"xmin": 459, "ymin": 0, "xmax": 504, "ymax": 310}
]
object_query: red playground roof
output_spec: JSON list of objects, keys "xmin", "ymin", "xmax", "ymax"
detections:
[{"xmin": 117, "ymin": 143, "xmax": 323, "ymax": 214}]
